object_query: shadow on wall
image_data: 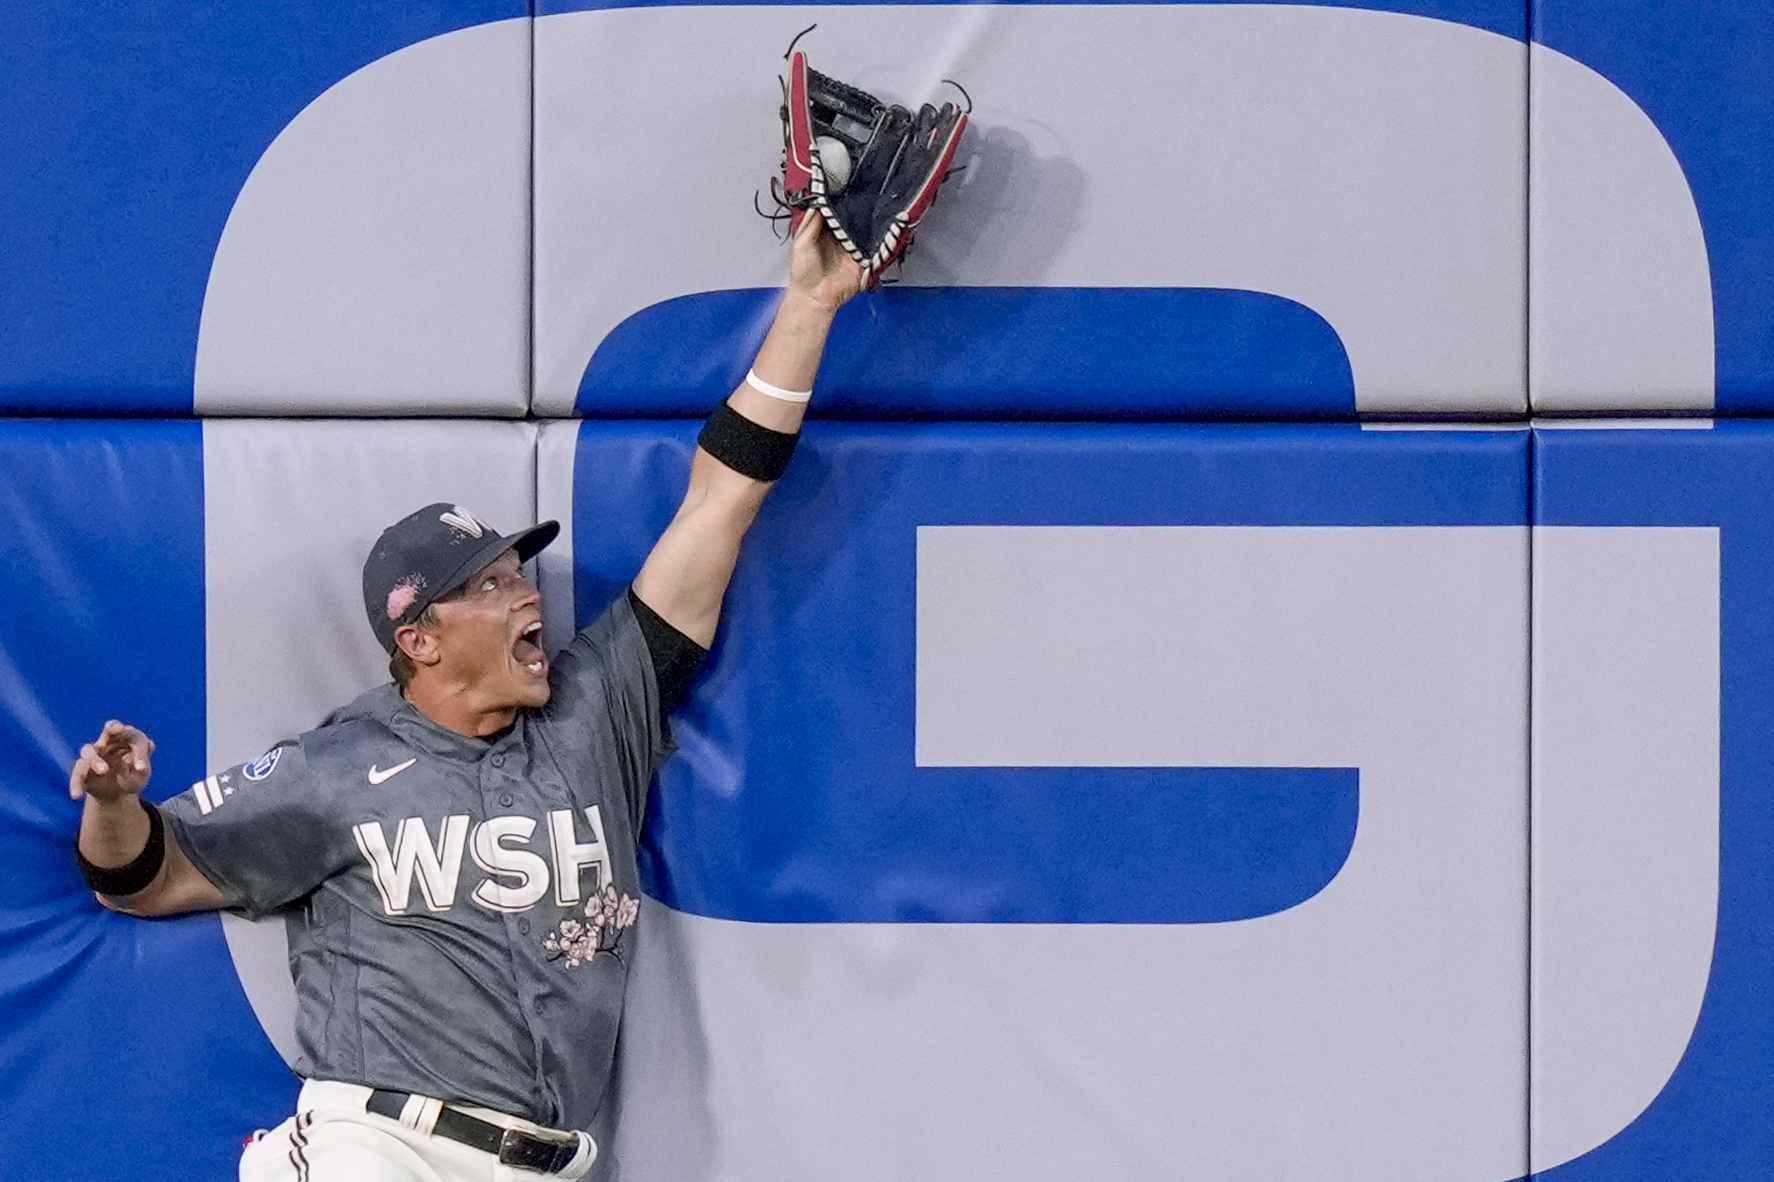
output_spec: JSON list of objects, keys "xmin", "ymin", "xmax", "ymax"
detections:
[{"xmin": 894, "ymin": 121, "xmax": 1090, "ymax": 289}]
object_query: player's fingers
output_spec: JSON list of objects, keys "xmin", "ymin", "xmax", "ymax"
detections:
[
  {"xmin": 68, "ymin": 758, "xmax": 88, "ymax": 799},
  {"xmin": 794, "ymin": 208, "xmax": 822, "ymax": 244},
  {"xmin": 79, "ymin": 742, "xmax": 109, "ymax": 777},
  {"xmin": 127, "ymin": 732, "xmax": 153, "ymax": 773},
  {"xmin": 102, "ymin": 723, "xmax": 148, "ymax": 762}
]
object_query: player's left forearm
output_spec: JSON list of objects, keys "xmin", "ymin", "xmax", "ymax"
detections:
[
  {"xmin": 632, "ymin": 215, "xmax": 858, "ymax": 644},
  {"xmin": 630, "ymin": 293, "xmax": 833, "ymax": 644},
  {"xmin": 725, "ymin": 287, "xmax": 837, "ymax": 434}
]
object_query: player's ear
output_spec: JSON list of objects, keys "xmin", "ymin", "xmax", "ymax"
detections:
[{"xmin": 394, "ymin": 622, "xmax": 443, "ymax": 668}]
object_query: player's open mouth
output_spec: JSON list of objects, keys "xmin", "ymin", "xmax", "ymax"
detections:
[{"xmin": 512, "ymin": 619, "xmax": 546, "ymax": 678}]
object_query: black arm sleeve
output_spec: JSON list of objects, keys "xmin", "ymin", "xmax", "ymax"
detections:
[{"xmin": 627, "ymin": 587, "xmax": 710, "ymax": 714}]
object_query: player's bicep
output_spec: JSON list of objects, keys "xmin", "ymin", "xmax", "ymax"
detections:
[
  {"xmin": 161, "ymin": 742, "xmax": 344, "ymax": 917},
  {"xmin": 632, "ymin": 449, "xmax": 767, "ymax": 647}
]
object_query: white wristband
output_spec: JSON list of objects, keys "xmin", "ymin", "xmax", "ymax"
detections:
[{"xmin": 745, "ymin": 368, "xmax": 813, "ymax": 404}]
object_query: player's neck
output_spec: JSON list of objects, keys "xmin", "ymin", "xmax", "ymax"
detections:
[{"xmin": 403, "ymin": 678, "xmax": 520, "ymax": 738}]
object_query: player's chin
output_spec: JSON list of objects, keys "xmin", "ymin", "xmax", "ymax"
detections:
[{"xmin": 511, "ymin": 663, "xmax": 551, "ymax": 707}]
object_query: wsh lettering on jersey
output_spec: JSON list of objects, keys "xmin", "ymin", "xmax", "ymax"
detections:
[{"xmin": 351, "ymin": 806, "xmax": 614, "ymax": 916}]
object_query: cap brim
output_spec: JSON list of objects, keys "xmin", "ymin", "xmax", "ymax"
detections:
[
  {"xmin": 428, "ymin": 519, "xmax": 561, "ymax": 608},
  {"xmin": 511, "ymin": 519, "xmax": 560, "ymax": 564}
]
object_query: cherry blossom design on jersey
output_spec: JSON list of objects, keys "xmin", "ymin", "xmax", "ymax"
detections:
[{"xmin": 542, "ymin": 884, "xmax": 640, "ymax": 968}]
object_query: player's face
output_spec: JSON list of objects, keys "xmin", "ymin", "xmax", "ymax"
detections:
[{"xmin": 429, "ymin": 549, "xmax": 551, "ymax": 711}]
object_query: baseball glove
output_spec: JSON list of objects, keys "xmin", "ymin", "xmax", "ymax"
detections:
[{"xmin": 774, "ymin": 41, "xmax": 969, "ymax": 285}]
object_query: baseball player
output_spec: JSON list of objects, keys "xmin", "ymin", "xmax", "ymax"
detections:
[{"xmin": 68, "ymin": 213, "xmax": 863, "ymax": 1180}]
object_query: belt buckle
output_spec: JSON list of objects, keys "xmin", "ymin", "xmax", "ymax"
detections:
[{"xmin": 497, "ymin": 1125, "xmax": 580, "ymax": 1173}]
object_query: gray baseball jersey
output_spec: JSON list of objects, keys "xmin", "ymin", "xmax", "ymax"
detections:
[{"xmin": 161, "ymin": 596, "xmax": 668, "ymax": 1132}]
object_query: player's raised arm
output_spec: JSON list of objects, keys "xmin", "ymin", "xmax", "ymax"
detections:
[
  {"xmin": 70, "ymin": 720, "xmax": 227, "ymax": 916},
  {"xmin": 631, "ymin": 212, "xmax": 863, "ymax": 646}
]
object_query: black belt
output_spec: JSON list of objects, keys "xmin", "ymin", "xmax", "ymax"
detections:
[{"xmin": 366, "ymin": 1088, "xmax": 581, "ymax": 1174}]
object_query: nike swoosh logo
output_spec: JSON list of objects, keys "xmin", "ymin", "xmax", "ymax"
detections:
[{"xmin": 367, "ymin": 758, "xmax": 417, "ymax": 785}]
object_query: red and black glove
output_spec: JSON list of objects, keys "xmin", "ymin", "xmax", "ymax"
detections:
[{"xmin": 776, "ymin": 43, "xmax": 970, "ymax": 287}]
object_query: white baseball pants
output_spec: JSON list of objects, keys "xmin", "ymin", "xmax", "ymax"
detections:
[{"xmin": 239, "ymin": 1080, "xmax": 596, "ymax": 1182}]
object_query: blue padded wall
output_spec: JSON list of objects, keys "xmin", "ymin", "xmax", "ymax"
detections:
[
  {"xmin": 5, "ymin": 0, "xmax": 1774, "ymax": 1178},
  {"xmin": 0, "ymin": 422, "xmax": 297, "ymax": 1178},
  {"xmin": 565, "ymin": 421, "xmax": 1536, "ymax": 1181},
  {"xmin": 576, "ymin": 288, "xmax": 1358, "ymax": 420},
  {"xmin": 1531, "ymin": 424, "xmax": 1774, "ymax": 1178},
  {"xmin": 1533, "ymin": 3, "xmax": 1774, "ymax": 413},
  {"xmin": 572, "ymin": 422, "xmax": 1528, "ymax": 924},
  {"xmin": 533, "ymin": 1, "xmax": 1529, "ymax": 418},
  {"xmin": 0, "ymin": 1, "xmax": 528, "ymax": 416}
]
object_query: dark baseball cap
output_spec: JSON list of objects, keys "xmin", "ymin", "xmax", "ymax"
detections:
[{"xmin": 362, "ymin": 502, "xmax": 560, "ymax": 654}]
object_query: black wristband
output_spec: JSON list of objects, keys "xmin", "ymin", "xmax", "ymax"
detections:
[
  {"xmin": 76, "ymin": 798, "xmax": 167, "ymax": 897},
  {"xmin": 697, "ymin": 401, "xmax": 800, "ymax": 483}
]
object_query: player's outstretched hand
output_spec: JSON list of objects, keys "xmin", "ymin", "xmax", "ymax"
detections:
[
  {"xmin": 789, "ymin": 211, "xmax": 864, "ymax": 314},
  {"xmin": 69, "ymin": 720, "xmax": 155, "ymax": 803}
]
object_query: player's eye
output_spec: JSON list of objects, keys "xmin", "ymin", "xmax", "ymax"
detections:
[{"xmin": 482, "ymin": 577, "xmax": 498, "ymax": 593}]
